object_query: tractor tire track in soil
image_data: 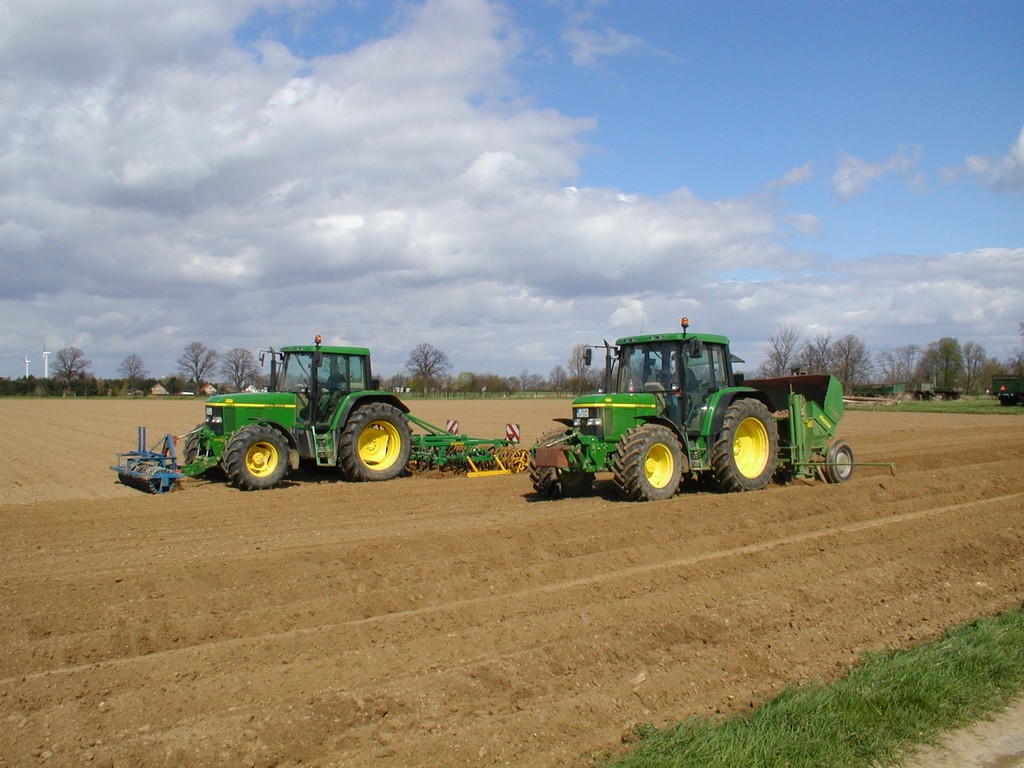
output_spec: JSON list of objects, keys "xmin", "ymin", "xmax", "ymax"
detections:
[{"xmin": 0, "ymin": 399, "xmax": 1022, "ymax": 767}]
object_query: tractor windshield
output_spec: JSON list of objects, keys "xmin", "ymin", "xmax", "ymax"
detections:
[
  {"xmin": 277, "ymin": 352, "xmax": 315, "ymax": 393},
  {"xmin": 617, "ymin": 343, "xmax": 679, "ymax": 395}
]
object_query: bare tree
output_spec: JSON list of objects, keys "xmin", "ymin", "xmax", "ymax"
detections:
[
  {"xmin": 219, "ymin": 348, "xmax": 260, "ymax": 392},
  {"xmin": 756, "ymin": 325, "xmax": 802, "ymax": 377},
  {"xmin": 52, "ymin": 346, "xmax": 91, "ymax": 389},
  {"xmin": 177, "ymin": 341, "xmax": 219, "ymax": 387},
  {"xmin": 567, "ymin": 343, "xmax": 598, "ymax": 394},
  {"xmin": 1012, "ymin": 321, "xmax": 1024, "ymax": 375},
  {"xmin": 548, "ymin": 364, "xmax": 568, "ymax": 393},
  {"xmin": 405, "ymin": 343, "xmax": 451, "ymax": 395},
  {"xmin": 799, "ymin": 332, "xmax": 834, "ymax": 374},
  {"xmin": 117, "ymin": 354, "xmax": 148, "ymax": 388},
  {"xmin": 876, "ymin": 344, "xmax": 920, "ymax": 386},
  {"xmin": 831, "ymin": 334, "xmax": 873, "ymax": 393},
  {"xmin": 519, "ymin": 369, "xmax": 544, "ymax": 391},
  {"xmin": 961, "ymin": 341, "xmax": 988, "ymax": 395}
]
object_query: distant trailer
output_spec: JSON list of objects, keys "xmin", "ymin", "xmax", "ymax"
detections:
[
  {"xmin": 992, "ymin": 375, "xmax": 1024, "ymax": 406},
  {"xmin": 911, "ymin": 382, "xmax": 961, "ymax": 401}
]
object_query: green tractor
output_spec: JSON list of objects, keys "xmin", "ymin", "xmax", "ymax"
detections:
[
  {"xmin": 531, "ymin": 318, "xmax": 858, "ymax": 501},
  {"xmin": 182, "ymin": 336, "xmax": 411, "ymax": 490}
]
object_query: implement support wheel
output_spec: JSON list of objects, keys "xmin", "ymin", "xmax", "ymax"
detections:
[
  {"xmin": 711, "ymin": 398, "xmax": 779, "ymax": 492},
  {"xmin": 224, "ymin": 424, "xmax": 290, "ymax": 491},
  {"xmin": 824, "ymin": 438, "xmax": 854, "ymax": 483},
  {"xmin": 339, "ymin": 403, "xmax": 412, "ymax": 481},
  {"xmin": 612, "ymin": 424, "xmax": 683, "ymax": 501}
]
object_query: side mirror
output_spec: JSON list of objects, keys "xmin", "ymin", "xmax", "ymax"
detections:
[
  {"xmin": 312, "ymin": 351, "xmax": 323, "ymax": 368},
  {"xmin": 584, "ymin": 347, "xmax": 593, "ymax": 366},
  {"xmin": 689, "ymin": 338, "xmax": 704, "ymax": 358}
]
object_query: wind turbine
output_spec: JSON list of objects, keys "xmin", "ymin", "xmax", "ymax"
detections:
[
  {"xmin": 42, "ymin": 348, "xmax": 50, "ymax": 378},
  {"xmin": 23, "ymin": 357, "xmax": 30, "ymax": 379}
]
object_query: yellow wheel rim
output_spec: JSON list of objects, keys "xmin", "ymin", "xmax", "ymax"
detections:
[
  {"xmin": 643, "ymin": 442, "xmax": 675, "ymax": 489},
  {"xmin": 358, "ymin": 421, "xmax": 402, "ymax": 470},
  {"xmin": 245, "ymin": 441, "xmax": 279, "ymax": 478},
  {"xmin": 733, "ymin": 417, "xmax": 770, "ymax": 478}
]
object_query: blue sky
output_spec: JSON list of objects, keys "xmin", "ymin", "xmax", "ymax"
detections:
[{"xmin": 1, "ymin": 0, "xmax": 1021, "ymax": 381}]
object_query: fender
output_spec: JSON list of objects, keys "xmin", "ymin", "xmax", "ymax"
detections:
[
  {"xmin": 707, "ymin": 389, "xmax": 774, "ymax": 438},
  {"xmin": 332, "ymin": 391, "xmax": 410, "ymax": 430}
]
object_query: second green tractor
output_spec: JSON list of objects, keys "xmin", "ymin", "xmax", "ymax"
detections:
[
  {"xmin": 183, "ymin": 337, "xmax": 412, "ymax": 490},
  {"xmin": 531, "ymin": 318, "xmax": 856, "ymax": 501}
]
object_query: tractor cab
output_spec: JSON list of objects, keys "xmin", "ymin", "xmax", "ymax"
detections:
[
  {"xmin": 609, "ymin": 319, "xmax": 736, "ymax": 433},
  {"xmin": 271, "ymin": 336, "xmax": 373, "ymax": 426}
]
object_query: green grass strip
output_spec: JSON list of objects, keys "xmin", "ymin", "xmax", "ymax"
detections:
[
  {"xmin": 605, "ymin": 606, "xmax": 1024, "ymax": 768},
  {"xmin": 849, "ymin": 398, "xmax": 1021, "ymax": 415}
]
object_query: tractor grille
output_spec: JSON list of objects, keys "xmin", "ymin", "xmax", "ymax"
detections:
[
  {"xmin": 573, "ymin": 407, "xmax": 604, "ymax": 440},
  {"xmin": 205, "ymin": 405, "xmax": 224, "ymax": 436}
]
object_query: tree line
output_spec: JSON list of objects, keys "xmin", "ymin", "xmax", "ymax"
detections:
[
  {"xmin": 756, "ymin": 322, "xmax": 1024, "ymax": 395},
  {"xmin": 0, "ymin": 342, "xmax": 264, "ymax": 397},
  {"xmin": 3, "ymin": 324, "xmax": 1022, "ymax": 398}
]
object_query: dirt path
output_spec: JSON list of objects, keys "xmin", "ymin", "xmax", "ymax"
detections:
[
  {"xmin": 1, "ymin": 399, "xmax": 1022, "ymax": 767},
  {"xmin": 899, "ymin": 695, "xmax": 1024, "ymax": 768}
]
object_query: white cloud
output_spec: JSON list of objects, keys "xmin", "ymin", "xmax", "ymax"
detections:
[
  {"xmin": 560, "ymin": 24, "xmax": 646, "ymax": 66},
  {"xmin": 831, "ymin": 145, "xmax": 922, "ymax": 202},
  {"xmin": 784, "ymin": 214, "xmax": 821, "ymax": 237},
  {"xmin": 765, "ymin": 162, "xmax": 814, "ymax": 190},
  {"xmin": 941, "ymin": 126, "xmax": 1024, "ymax": 192},
  {"xmin": 0, "ymin": 0, "xmax": 1019, "ymax": 380}
]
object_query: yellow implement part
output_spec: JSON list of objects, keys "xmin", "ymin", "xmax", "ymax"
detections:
[{"xmin": 466, "ymin": 453, "xmax": 512, "ymax": 478}]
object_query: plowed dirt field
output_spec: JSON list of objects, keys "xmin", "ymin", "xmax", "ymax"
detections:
[{"xmin": 1, "ymin": 398, "xmax": 1022, "ymax": 767}]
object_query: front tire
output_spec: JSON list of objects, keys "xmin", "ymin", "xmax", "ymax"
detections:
[
  {"xmin": 824, "ymin": 439, "xmax": 854, "ymax": 483},
  {"xmin": 711, "ymin": 399, "xmax": 778, "ymax": 492},
  {"xmin": 223, "ymin": 424, "xmax": 290, "ymax": 491},
  {"xmin": 529, "ymin": 429, "xmax": 595, "ymax": 498},
  {"xmin": 339, "ymin": 403, "xmax": 412, "ymax": 481},
  {"xmin": 530, "ymin": 466, "xmax": 596, "ymax": 498},
  {"xmin": 612, "ymin": 424, "xmax": 683, "ymax": 501}
]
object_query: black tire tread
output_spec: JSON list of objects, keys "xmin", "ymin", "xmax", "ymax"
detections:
[
  {"xmin": 710, "ymin": 398, "xmax": 779, "ymax": 493},
  {"xmin": 611, "ymin": 424, "xmax": 682, "ymax": 502},
  {"xmin": 223, "ymin": 424, "xmax": 289, "ymax": 491},
  {"xmin": 338, "ymin": 402, "xmax": 412, "ymax": 482}
]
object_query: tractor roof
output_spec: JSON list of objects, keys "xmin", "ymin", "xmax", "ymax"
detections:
[
  {"xmin": 615, "ymin": 332, "xmax": 730, "ymax": 346},
  {"xmin": 280, "ymin": 344, "xmax": 371, "ymax": 356}
]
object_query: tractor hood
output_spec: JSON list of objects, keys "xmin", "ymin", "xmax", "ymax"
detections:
[
  {"xmin": 205, "ymin": 391, "xmax": 296, "ymax": 407},
  {"xmin": 571, "ymin": 391, "xmax": 660, "ymax": 409},
  {"xmin": 202, "ymin": 390, "xmax": 300, "ymax": 434}
]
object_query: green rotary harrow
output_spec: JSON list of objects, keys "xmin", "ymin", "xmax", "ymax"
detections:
[{"xmin": 404, "ymin": 414, "xmax": 530, "ymax": 476}]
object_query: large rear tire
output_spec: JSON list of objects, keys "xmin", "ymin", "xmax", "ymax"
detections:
[
  {"xmin": 339, "ymin": 403, "xmax": 412, "ymax": 481},
  {"xmin": 223, "ymin": 424, "xmax": 290, "ymax": 491},
  {"xmin": 824, "ymin": 438, "xmax": 854, "ymax": 483},
  {"xmin": 711, "ymin": 399, "xmax": 778, "ymax": 492},
  {"xmin": 612, "ymin": 424, "xmax": 683, "ymax": 501}
]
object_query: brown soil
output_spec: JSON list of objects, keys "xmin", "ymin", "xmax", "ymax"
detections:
[{"xmin": 1, "ymin": 398, "xmax": 1022, "ymax": 768}]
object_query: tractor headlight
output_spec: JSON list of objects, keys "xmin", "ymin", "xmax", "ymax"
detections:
[
  {"xmin": 205, "ymin": 406, "xmax": 224, "ymax": 434},
  {"xmin": 573, "ymin": 407, "xmax": 602, "ymax": 430}
]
